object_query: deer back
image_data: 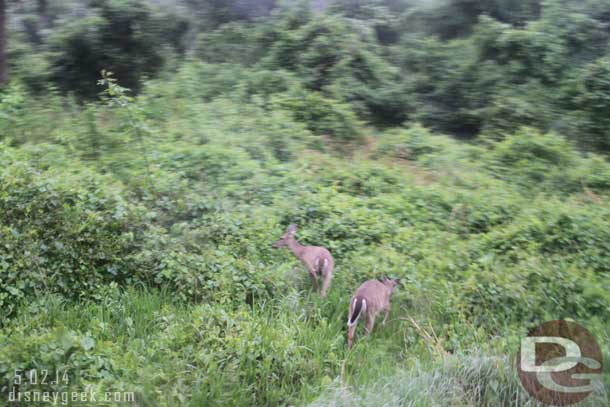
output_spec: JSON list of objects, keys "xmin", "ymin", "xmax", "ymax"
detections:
[
  {"xmin": 300, "ymin": 246, "xmax": 333, "ymax": 273},
  {"xmin": 353, "ymin": 280, "xmax": 392, "ymax": 313}
]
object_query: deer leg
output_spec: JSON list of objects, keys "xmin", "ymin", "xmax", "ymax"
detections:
[
  {"xmin": 382, "ymin": 308, "xmax": 390, "ymax": 325},
  {"xmin": 308, "ymin": 270, "xmax": 319, "ymax": 292},
  {"xmin": 365, "ymin": 313, "xmax": 375, "ymax": 335},
  {"xmin": 347, "ymin": 324, "xmax": 356, "ymax": 349},
  {"xmin": 320, "ymin": 268, "xmax": 332, "ymax": 298}
]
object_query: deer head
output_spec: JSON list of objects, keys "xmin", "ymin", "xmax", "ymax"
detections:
[
  {"xmin": 381, "ymin": 276, "xmax": 400, "ymax": 291},
  {"xmin": 272, "ymin": 224, "xmax": 297, "ymax": 248}
]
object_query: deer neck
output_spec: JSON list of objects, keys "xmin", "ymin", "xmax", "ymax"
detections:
[
  {"xmin": 286, "ymin": 238, "xmax": 306, "ymax": 260},
  {"xmin": 385, "ymin": 285, "xmax": 396, "ymax": 298}
]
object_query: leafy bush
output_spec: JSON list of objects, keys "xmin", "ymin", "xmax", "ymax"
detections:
[
  {"xmin": 571, "ymin": 56, "xmax": 610, "ymax": 151},
  {"xmin": 479, "ymin": 198, "xmax": 610, "ymax": 274},
  {"xmin": 0, "ymin": 83, "xmax": 28, "ymax": 142},
  {"xmin": 0, "ymin": 154, "xmax": 143, "ymax": 315},
  {"xmin": 194, "ymin": 22, "xmax": 264, "ymax": 65},
  {"xmin": 47, "ymin": 0, "xmax": 188, "ymax": 99},
  {"xmin": 373, "ymin": 124, "xmax": 449, "ymax": 161},
  {"xmin": 272, "ymin": 89, "xmax": 363, "ymax": 146},
  {"xmin": 484, "ymin": 128, "xmax": 578, "ymax": 188}
]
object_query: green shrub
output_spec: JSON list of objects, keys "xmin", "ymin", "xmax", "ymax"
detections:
[
  {"xmin": 568, "ymin": 154, "xmax": 610, "ymax": 192},
  {"xmin": 194, "ymin": 22, "xmax": 263, "ymax": 65},
  {"xmin": 571, "ymin": 56, "xmax": 610, "ymax": 151},
  {"xmin": 479, "ymin": 198, "xmax": 610, "ymax": 274},
  {"xmin": 484, "ymin": 128, "xmax": 578, "ymax": 189},
  {"xmin": 47, "ymin": 0, "xmax": 188, "ymax": 99},
  {"xmin": 373, "ymin": 124, "xmax": 449, "ymax": 161},
  {"xmin": 0, "ymin": 83, "xmax": 28, "ymax": 143},
  {"xmin": 0, "ymin": 154, "xmax": 144, "ymax": 315},
  {"xmin": 272, "ymin": 89, "xmax": 363, "ymax": 146},
  {"xmin": 170, "ymin": 62, "xmax": 249, "ymax": 101}
]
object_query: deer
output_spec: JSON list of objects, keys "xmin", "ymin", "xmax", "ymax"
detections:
[
  {"xmin": 272, "ymin": 224, "xmax": 334, "ymax": 298},
  {"xmin": 347, "ymin": 277, "xmax": 400, "ymax": 349}
]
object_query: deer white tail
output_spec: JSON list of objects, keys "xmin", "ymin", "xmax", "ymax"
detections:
[{"xmin": 347, "ymin": 297, "xmax": 366, "ymax": 327}]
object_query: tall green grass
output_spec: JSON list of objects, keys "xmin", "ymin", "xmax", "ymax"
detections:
[
  {"xmin": 1, "ymin": 69, "xmax": 609, "ymax": 406},
  {"xmin": 2, "ymin": 287, "xmax": 608, "ymax": 406}
]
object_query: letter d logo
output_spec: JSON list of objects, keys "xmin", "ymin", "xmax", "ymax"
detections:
[
  {"xmin": 521, "ymin": 336, "xmax": 581, "ymax": 373},
  {"xmin": 517, "ymin": 320, "xmax": 603, "ymax": 406}
]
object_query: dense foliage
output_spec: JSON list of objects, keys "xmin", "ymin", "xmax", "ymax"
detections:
[{"xmin": 0, "ymin": 0, "xmax": 609, "ymax": 406}]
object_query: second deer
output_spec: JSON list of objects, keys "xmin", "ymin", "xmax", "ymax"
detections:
[
  {"xmin": 347, "ymin": 277, "xmax": 400, "ymax": 349},
  {"xmin": 272, "ymin": 224, "xmax": 334, "ymax": 298}
]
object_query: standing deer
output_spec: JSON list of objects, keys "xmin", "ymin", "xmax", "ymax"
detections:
[
  {"xmin": 347, "ymin": 277, "xmax": 400, "ymax": 349},
  {"xmin": 272, "ymin": 224, "xmax": 334, "ymax": 298}
]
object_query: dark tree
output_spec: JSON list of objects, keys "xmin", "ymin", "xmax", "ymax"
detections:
[
  {"xmin": 37, "ymin": 0, "xmax": 49, "ymax": 27},
  {"xmin": 0, "ymin": 0, "xmax": 6, "ymax": 86},
  {"xmin": 185, "ymin": 0, "xmax": 277, "ymax": 29}
]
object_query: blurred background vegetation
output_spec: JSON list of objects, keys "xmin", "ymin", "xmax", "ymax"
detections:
[{"xmin": 0, "ymin": 0, "xmax": 609, "ymax": 406}]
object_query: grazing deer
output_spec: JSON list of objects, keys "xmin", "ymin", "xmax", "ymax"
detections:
[
  {"xmin": 347, "ymin": 277, "xmax": 400, "ymax": 349},
  {"xmin": 272, "ymin": 224, "xmax": 334, "ymax": 298}
]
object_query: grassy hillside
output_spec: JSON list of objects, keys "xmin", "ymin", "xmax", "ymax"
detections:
[
  {"xmin": 1, "ymin": 0, "xmax": 610, "ymax": 405},
  {"xmin": 0, "ymin": 67, "xmax": 609, "ymax": 405}
]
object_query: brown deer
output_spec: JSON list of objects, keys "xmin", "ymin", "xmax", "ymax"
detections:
[
  {"xmin": 272, "ymin": 224, "xmax": 334, "ymax": 298},
  {"xmin": 347, "ymin": 277, "xmax": 400, "ymax": 349}
]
